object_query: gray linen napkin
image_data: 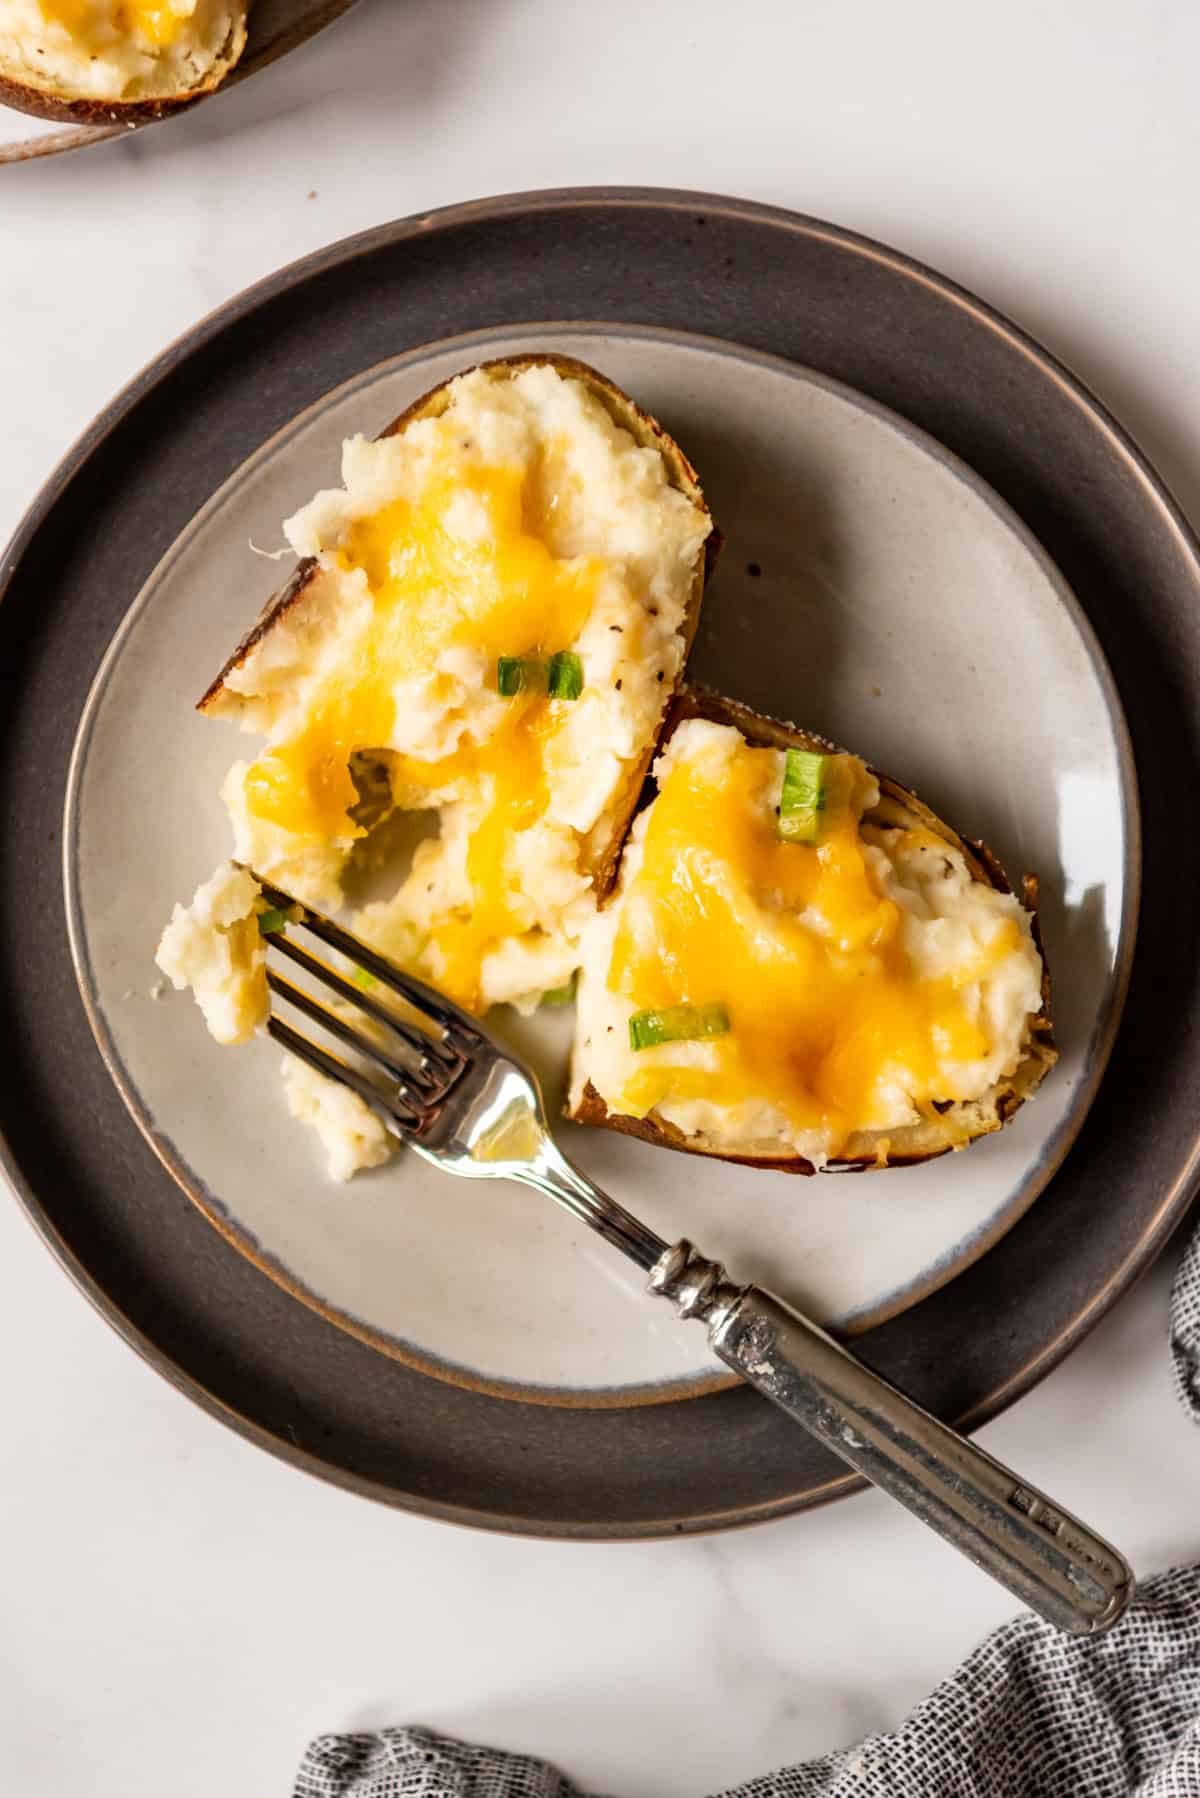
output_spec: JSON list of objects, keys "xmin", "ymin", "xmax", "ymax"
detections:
[{"xmin": 295, "ymin": 1233, "xmax": 1200, "ymax": 1798}]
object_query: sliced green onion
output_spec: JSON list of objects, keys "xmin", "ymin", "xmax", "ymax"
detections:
[
  {"xmin": 256, "ymin": 906, "xmax": 291, "ymax": 936},
  {"xmin": 629, "ymin": 1001, "xmax": 731, "ymax": 1051},
  {"xmin": 778, "ymin": 748, "xmax": 827, "ymax": 843},
  {"xmin": 540, "ymin": 973, "xmax": 578, "ymax": 1007},
  {"xmin": 548, "ymin": 651, "xmax": 584, "ymax": 700},
  {"xmin": 497, "ymin": 655, "xmax": 545, "ymax": 696},
  {"xmin": 497, "ymin": 653, "xmax": 585, "ymax": 699},
  {"xmin": 352, "ymin": 967, "xmax": 378, "ymax": 991}
]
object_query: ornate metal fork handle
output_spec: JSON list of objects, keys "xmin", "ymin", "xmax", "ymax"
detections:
[
  {"xmin": 513, "ymin": 1130, "xmax": 1130, "ymax": 1637},
  {"xmin": 646, "ymin": 1238, "xmax": 1130, "ymax": 1636}
]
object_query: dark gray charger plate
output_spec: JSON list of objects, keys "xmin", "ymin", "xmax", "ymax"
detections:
[{"xmin": 2, "ymin": 188, "xmax": 1198, "ymax": 1536}]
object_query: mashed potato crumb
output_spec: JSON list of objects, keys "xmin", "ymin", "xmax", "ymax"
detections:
[
  {"xmin": 154, "ymin": 862, "xmax": 268, "ymax": 1046},
  {"xmin": 281, "ymin": 1055, "xmax": 396, "ymax": 1183}
]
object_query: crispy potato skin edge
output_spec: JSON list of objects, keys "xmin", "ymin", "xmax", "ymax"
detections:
[
  {"xmin": 566, "ymin": 685, "xmax": 1058, "ymax": 1173},
  {"xmin": 0, "ymin": 10, "xmax": 247, "ymax": 122}
]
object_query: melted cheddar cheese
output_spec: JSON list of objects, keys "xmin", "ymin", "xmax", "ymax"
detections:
[
  {"xmin": 243, "ymin": 464, "xmax": 598, "ymax": 839},
  {"xmin": 37, "ymin": 0, "xmax": 194, "ymax": 48},
  {"xmin": 237, "ymin": 457, "xmax": 602, "ymax": 1012},
  {"xmin": 575, "ymin": 721, "xmax": 1043, "ymax": 1164},
  {"xmin": 384, "ymin": 691, "xmax": 562, "ymax": 1008}
]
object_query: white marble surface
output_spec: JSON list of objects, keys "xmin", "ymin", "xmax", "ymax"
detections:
[{"xmin": 3, "ymin": 3, "xmax": 1200, "ymax": 1793}]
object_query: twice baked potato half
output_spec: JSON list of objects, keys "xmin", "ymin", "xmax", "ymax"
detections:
[
  {"xmin": 568, "ymin": 688, "xmax": 1056, "ymax": 1173},
  {"xmin": 0, "ymin": 0, "xmax": 248, "ymax": 124},
  {"xmin": 159, "ymin": 355, "xmax": 717, "ymax": 1174}
]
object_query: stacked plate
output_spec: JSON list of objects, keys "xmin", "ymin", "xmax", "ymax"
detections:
[{"xmin": 2, "ymin": 189, "xmax": 1196, "ymax": 1535}]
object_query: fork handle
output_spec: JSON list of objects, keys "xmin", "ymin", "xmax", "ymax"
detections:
[{"xmin": 649, "ymin": 1240, "xmax": 1132, "ymax": 1636}]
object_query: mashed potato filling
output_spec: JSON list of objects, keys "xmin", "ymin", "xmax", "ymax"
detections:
[
  {"xmin": 2, "ymin": 0, "xmax": 239, "ymax": 101},
  {"xmin": 215, "ymin": 364, "xmax": 710, "ymax": 1017},
  {"xmin": 281, "ymin": 1054, "xmax": 394, "ymax": 1184},
  {"xmin": 155, "ymin": 861, "xmax": 268, "ymax": 1046},
  {"xmin": 571, "ymin": 721, "xmax": 1045, "ymax": 1166}
]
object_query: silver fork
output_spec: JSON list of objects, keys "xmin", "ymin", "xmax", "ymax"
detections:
[{"xmin": 257, "ymin": 876, "xmax": 1132, "ymax": 1636}]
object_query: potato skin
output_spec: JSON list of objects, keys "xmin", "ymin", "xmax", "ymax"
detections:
[
  {"xmin": 197, "ymin": 557, "xmax": 319, "ymax": 713},
  {"xmin": 567, "ymin": 686, "xmax": 1058, "ymax": 1174},
  {"xmin": 199, "ymin": 353, "xmax": 720, "ymax": 899},
  {"xmin": 0, "ymin": 73, "xmax": 202, "ymax": 123},
  {"xmin": 0, "ymin": 8, "xmax": 247, "ymax": 124},
  {"xmin": 569, "ymin": 1086, "xmax": 825, "ymax": 1174}
]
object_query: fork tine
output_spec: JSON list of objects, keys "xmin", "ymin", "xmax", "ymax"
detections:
[
  {"xmin": 268, "ymin": 931, "xmax": 458, "ymax": 1081},
  {"xmin": 267, "ymin": 1014, "xmax": 422, "ymax": 1129},
  {"xmin": 254, "ymin": 875, "xmax": 482, "ymax": 1047},
  {"xmin": 266, "ymin": 970, "xmax": 438, "ymax": 1113}
]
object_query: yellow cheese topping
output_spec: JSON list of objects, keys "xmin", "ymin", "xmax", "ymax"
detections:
[
  {"xmin": 243, "ymin": 453, "xmax": 601, "ymax": 1012},
  {"xmin": 387, "ymin": 692, "xmax": 559, "ymax": 1009},
  {"xmin": 609, "ymin": 737, "xmax": 1018, "ymax": 1153},
  {"xmin": 37, "ymin": 0, "xmax": 193, "ymax": 49}
]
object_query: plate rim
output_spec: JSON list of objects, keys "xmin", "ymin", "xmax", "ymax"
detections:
[
  {"xmin": 60, "ymin": 315, "xmax": 1140, "ymax": 1404},
  {"xmin": 1, "ymin": 185, "xmax": 1196, "ymax": 1536}
]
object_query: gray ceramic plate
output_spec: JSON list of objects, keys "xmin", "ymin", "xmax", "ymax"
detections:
[
  {"xmin": 64, "ymin": 322, "xmax": 1134, "ymax": 1406},
  {"xmin": 2, "ymin": 189, "xmax": 1198, "ymax": 1535}
]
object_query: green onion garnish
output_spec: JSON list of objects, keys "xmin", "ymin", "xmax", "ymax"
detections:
[
  {"xmin": 497, "ymin": 653, "xmax": 585, "ymax": 700},
  {"xmin": 548, "ymin": 651, "xmax": 584, "ymax": 700},
  {"xmin": 352, "ymin": 967, "xmax": 378, "ymax": 991},
  {"xmin": 778, "ymin": 748, "xmax": 827, "ymax": 843},
  {"xmin": 257, "ymin": 907, "xmax": 290, "ymax": 936},
  {"xmin": 497, "ymin": 656, "xmax": 544, "ymax": 697},
  {"xmin": 628, "ymin": 1002, "xmax": 731, "ymax": 1051},
  {"xmin": 540, "ymin": 973, "xmax": 578, "ymax": 1007}
]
